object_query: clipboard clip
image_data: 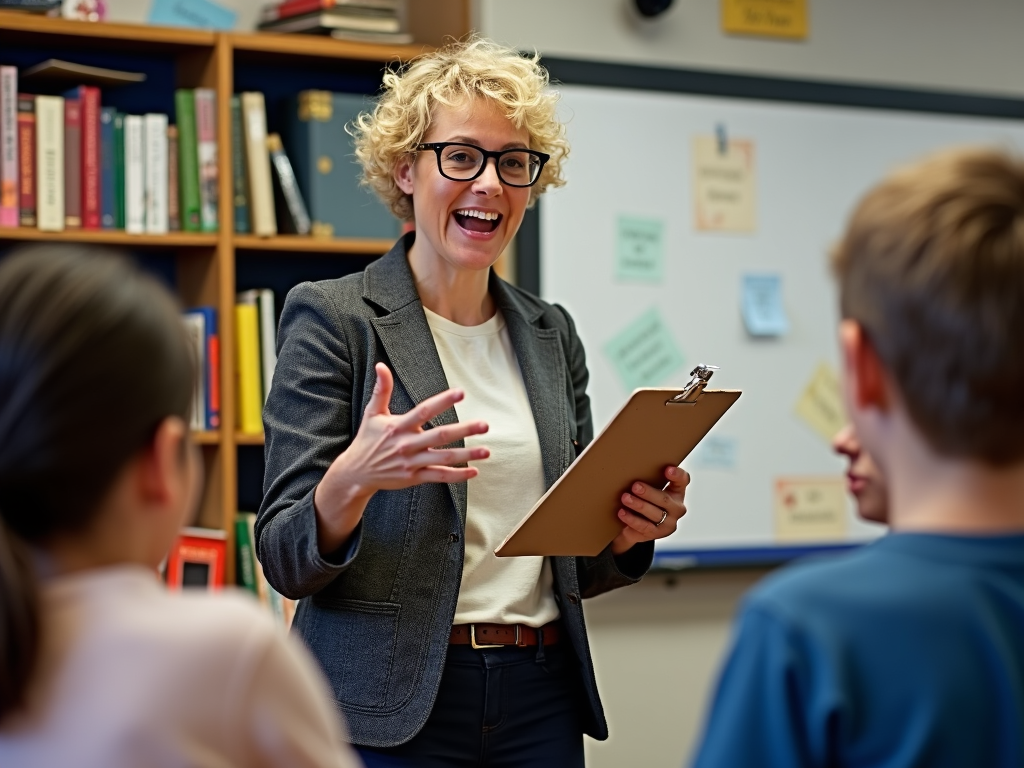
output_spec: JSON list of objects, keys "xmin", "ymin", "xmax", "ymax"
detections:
[{"xmin": 667, "ymin": 364, "xmax": 719, "ymax": 405}]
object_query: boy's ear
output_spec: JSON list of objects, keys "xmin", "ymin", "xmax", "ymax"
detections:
[
  {"xmin": 394, "ymin": 155, "xmax": 415, "ymax": 196},
  {"xmin": 138, "ymin": 417, "xmax": 188, "ymax": 505},
  {"xmin": 840, "ymin": 319, "xmax": 890, "ymax": 412}
]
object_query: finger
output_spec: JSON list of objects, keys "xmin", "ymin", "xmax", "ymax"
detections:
[
  {"xmin": 413, "ymin": 465, "xmax": 479, "ymax": 484},
  {"xmin": 628, "ymin": 482, "xmax": 683, "ymax": 517},
  {"xmin": 393, "ymin": 388, "xmax": 466, "ymax": 431},
  {"xmin": 408, "ymin": 446, "xmax": 490, "ymax": 468},
  {"xmin": 365, "ymin": 363, "xmax": 394, "ymax": 416},
  {"xmin": 617, "ymin": 507, "xmax": 673, "ymax": 539},
  {"xmin": 621, "ymin": 491, "xmax": 672, "ymax": 524},
  {"xmin": 400, "ymin": 420, "xmax": 490, "ymax": 452},
  {"xmin": 664, "ymin": 466, "xmax": 691, "ymax": 491}
]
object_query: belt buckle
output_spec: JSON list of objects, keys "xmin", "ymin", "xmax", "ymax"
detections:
[{"xmin": 470, "ymin": 624, "xmax": 515, "ymax": 650}]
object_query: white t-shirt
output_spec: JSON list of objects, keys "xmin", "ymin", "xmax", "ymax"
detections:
[
  {"xmin": 0, "ymin": 565, "xmax": 360, "ymax": 768},
  {"xmin": 424, "ymin": 307, "xmax": 560, "ymax": 627}
]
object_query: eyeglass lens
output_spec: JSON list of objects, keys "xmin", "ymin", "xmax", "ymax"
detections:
[{"xmin": 437, "ymin": 145, "xmax": 542, "ymax": 186}]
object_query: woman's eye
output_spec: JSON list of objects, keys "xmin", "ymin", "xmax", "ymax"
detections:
[
  {"xmin": 446, "ymin": 152, "xmax": 473, "ymax": 163},
  {"xmin": 501, "ymin": 156, "xmax": 525, "ymax": 169}
]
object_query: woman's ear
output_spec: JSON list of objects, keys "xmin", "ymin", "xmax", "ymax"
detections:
[{"xmin": 394, "ymin": 155, "xmax": 416, "ymax": 196}]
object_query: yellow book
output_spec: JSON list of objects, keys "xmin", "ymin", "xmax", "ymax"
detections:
[{"xmin": 235, "ymin": 302, "xmax": 263, "ymax": 434}]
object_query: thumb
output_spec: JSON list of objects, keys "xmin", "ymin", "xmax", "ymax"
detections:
[{"xmin": 366, "ymin": 363, "xmax": 394, "ymax": 416}]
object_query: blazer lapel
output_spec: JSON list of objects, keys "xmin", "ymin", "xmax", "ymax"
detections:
[
  {"xmin": 491, "ymin": 276, "xmax": 571, "ymax": 490},
  {"xmin": 364, "ymin": 236, "xmax": 467, "ymax": 523}
]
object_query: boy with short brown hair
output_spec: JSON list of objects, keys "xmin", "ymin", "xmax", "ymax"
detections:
[{"xmin": 692, "ymin": 148, "xmax": 1024, "ymax": 768}]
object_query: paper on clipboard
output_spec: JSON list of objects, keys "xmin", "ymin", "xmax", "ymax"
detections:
[{"xmin": 495, "ymin": 368, "xmax": 741, "ymax": 558}]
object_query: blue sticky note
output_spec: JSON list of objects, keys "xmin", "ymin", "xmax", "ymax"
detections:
[
  {"xmin": 689, "ymin": 435, "xmax": 737, "ymax": 470},
  {"xmin": 603, "ymin": 307, "xmax": 686, "ymax": 392},
  {"xmin": 741, "ymin": 273, "xmax": 789, "ymax": 337},
  {"xmin": 148, "ymin": 0, "xmax": 237, "ymax": 30}
]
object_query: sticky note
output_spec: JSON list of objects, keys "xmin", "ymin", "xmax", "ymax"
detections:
[
  {"xmin": 741, "ymin": 273, "xmax": 789, "ymax": 336},
  {"xmin": 616, "ymin": 215, "xmax": 664, "ymax": 282},
  {"xmin": 794, "ymin": 362, "xmax": 846, "ymax": 443},
  {"xmin": 692, "ymin": 135, "xmax": 757, "ymax": 233},
  {"xmin": 722, "ymin": 0, "xmax": 808, "ymax": 39},
  {"xmin": 774, "ymin": 477, "xmax": 848, "ymax": 542},
  {"xmin": 148, "ymin": 0, "xmax": 238, "ymax": 29},
  {"xmin": 604, "ymin": 308, "xmax": 686, "ymax": 392},
  {"xmin": 689, "ymin": 435, "xmax": 737, "ymax": 470}
]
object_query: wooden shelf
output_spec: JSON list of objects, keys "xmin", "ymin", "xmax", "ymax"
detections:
[
  {"xmin": 0, "ymin": 11, "xmax": 215, "ymax": 51},
  {"xmin": 0, "ymin": 228, "xmax": 218, "ymax": 249},
  {"xmin": 228, "ymin": 32, "xmax": 429, "ymax": 65},
  {"xmin": 192, "ymin": 431, "xmax": 220, "ymax": 445},
  {"xmin": 233, "ymin": 235, "xmax": 393, "ymax": 255},
  {"xmin": 236, "ymin": 432, "xmax": 266, "ymax": 445}
]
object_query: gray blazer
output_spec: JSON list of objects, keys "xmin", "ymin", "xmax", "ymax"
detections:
[{"xmin": 257, "ymin": 234, "xmax": 653, "ymax": 748}]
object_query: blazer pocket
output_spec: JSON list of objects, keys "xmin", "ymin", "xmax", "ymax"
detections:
[{"xmin": 306, "ymin": 598, "xmax": 401, "ymax": 711}]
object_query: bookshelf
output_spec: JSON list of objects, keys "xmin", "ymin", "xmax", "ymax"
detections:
[{"xmin": 0, "ymin": 6, "xmax": 471, "ymax": 582}]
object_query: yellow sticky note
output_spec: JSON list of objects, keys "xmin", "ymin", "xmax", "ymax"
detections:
[
  {"xmin": 722, "ymin": 0, "xmax": 808, "ymax": 39},
  {"xmin": 692, "ymin": 135, "xmax": 757, "ymax": 233},
  {"xmin": 794, "ymin": 362, "xmax": 846, "ymax": 443},
  {"xmin": 774, "ymin": 477, "xmax": 847, "ymax": 542}
]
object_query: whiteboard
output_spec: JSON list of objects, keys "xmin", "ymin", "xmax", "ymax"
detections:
[{"xmin": 537, "ymin": 72, "xmax": 1024, "ymax": 566}]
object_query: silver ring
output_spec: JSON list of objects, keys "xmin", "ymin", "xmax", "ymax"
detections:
[{"xmin": 655, "ymin": 510, "xmax": 668, "ymax": 527}]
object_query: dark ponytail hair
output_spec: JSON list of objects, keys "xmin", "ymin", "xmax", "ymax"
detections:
[{"xmin": 0, "ymin": 245, "xmax": 193, "ymax": 721}]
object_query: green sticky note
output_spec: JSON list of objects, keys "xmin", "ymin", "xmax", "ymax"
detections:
[
  {"xmin": 616, "ymin": 215, "xmax": 664, "ymax": 282},
  {"xmin": 604, "ymin": 308, "xmax": 686, "ymax": 392}
]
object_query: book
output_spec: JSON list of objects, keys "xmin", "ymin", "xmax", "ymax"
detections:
[
  {"xmin": 20, "ymin": 58, "xmax": 146, "ymax": 87},
  {"xmin": 35, "ymin": 95, "xmax": 64, "ymax": 231},
  {"xmin": 182, "ymin": 310, "xmax": 207, "ymax": 432},
  {"xmin": 328, "ymin": 28, "xmax": 412, "ymax": 44},
  {"xmin": 113, "ymin": 112, "xmax": 125, "ymax": 229},
  {"xmin": 260, "ymin": 9, "xmax": 403, "ymax": 35},
  {"xmin": 62, "ymin": 94, "xmax": 81, "ymax": 228},
  {"xmin": 123, "ymin": 114, "xmax": 144, "ymax": 234},
  {"xmin": 98, "ymin": 106, "xmax": 115, "ymax": 228},
  {"xmin": 267, "ymin": 133, "xmax": 311, "ymax": 235},
  {"xmin": 167, "ymin": 124, "xmax": 180, "ymax": 231},
  {"xmin": 185, "ymin": 306, "xmax": 219, "ymax": 430},
  {"xmin": 0, "ymin": 66, "xmax": 16, "ymax": 227},
  {"xmin": 144, "ymin": 113, "xmax": 168, "ymax": 234},
  {"xmin": 286, "ymin": 90, "xmax": 399, "ymax": 239},
  {"xmin": 195, "ymin": 88, "xmax": 218, "ymax": 232},
  {"xmin": 174, "ymin": 89, "xmax": 201, "ymax": 232},
  {"xmin": 229, "ymin": 95, "xmax": 250, "ymax": 234},
  {"xmin": 16, "ymin": 94, "xmax": 35, "ymax": 227},
  {"xmin": 234, "ymin": 513, "xmax": 260, "ymax": 596},
  {"xmin": 235, "ymin": 293, "xmax": 263, "ymax": 434},
  {"xmin": 259, "ymin": 0, "xmax": 400, "ymax": 24},
  {"xmin": 165, "ymin": 527, "xmax": 226, "ymax": 590},
  {"xmin": 256, "ymin": 289, "xmax": 277, "ymax": 404},
  {"xmin": 66, "ymin": 85, "xmax": 101, "ymax": 229},
  {"xmin": 241, "ymin": 92, "xmax": 276, "ymax": 237}
]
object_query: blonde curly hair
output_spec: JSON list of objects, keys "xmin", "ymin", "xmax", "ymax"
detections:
[{"xmin": 351, "ymin": 37, "xmax": 569, "ymax": 221}]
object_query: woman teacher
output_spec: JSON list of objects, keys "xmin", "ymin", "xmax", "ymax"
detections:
[{"xmin": 257, "ymin": 38, "xmax": 689, "ymax": 766}]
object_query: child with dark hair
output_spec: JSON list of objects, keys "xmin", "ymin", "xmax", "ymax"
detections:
[
  {"xmin": 692, "ymin": 148, "xmax": 1024, "ymax": 768},
  {"xmin": 0, "ymin": 246, "xmax": 360, "ymax": 768}
]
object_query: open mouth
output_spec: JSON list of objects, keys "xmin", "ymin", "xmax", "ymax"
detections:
[{"xmin": 453, "ymin": 208, "xmax": 502, "ymax": 234}]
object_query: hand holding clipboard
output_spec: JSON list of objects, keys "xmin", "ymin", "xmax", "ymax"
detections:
[{"xmin": 495, "ymin": 365, "xmax": 741, "ymax": 558}]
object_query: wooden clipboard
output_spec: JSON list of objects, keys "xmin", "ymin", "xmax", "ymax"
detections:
[{"xmin": 495, "ymin": 367, "xmax": 741, "ymax": 558}]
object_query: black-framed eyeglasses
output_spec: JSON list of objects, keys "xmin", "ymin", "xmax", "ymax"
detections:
[{"xmin": 416, "ymin": 142, "xmax": 550, "ymax": 187}]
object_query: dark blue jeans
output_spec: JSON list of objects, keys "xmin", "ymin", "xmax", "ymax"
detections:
[{"xmin": 356, "ymin": 642, "xmax": 586, "ymax": 768}]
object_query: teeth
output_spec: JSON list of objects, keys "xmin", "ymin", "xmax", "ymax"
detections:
[{"xmin": 455, "ymin": 209, "xmax": 500, "ymax": 221}]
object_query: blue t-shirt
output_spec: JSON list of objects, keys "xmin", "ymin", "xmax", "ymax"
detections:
[{"xmin": 691, "ymin": 533, "xmax": 1024, "ymax": 768}]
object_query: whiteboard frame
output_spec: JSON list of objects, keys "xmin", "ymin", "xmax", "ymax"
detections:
[{"xmin": 516, "ymin": 58, "xmax": 1024, "ymax": 570}]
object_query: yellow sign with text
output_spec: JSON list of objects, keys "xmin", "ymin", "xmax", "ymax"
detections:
[
  {"xmin": 794, "ymin": 362, "xmax": 846, "ymax": 443},
  {"xmin": 722, "ymin": 0, "xmax": 808, "ymax": 40},
  {"xmin": 774, "ymin": 477, "xmax": 847, "ymax": 542},
  {"xmin": 692, "ymin": 135, "xmax": 757, "ymax": 233}
]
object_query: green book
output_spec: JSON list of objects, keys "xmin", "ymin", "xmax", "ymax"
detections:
[
  {"xmin": 113, "ymin": 113, "xmax": 125, "ymax": 230},
  {"xmin": 174, "ymin": 89, "xmax": 201, "ymax": 232},
  {"xmin": 234, "ymin": 514, "xmax": 259, "ymax": 596},
  {"xmin": 230, "ymin": 95, "xmax": 250, "ymax": 234}
]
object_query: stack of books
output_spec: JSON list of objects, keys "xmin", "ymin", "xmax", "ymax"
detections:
[
  {"xmin": 182, "ymin": 307, "xmax": 220, "ymax": 433},
  {"xmin": 0, "ymin": 65, "xmax": 219, "ymax": 234},
  {"xmin": 256, "ymin": 0, "xmax": 411, "ymax": 44},
  {"xmin": 235, "ymin": 288, "xmax": 277, "ymax": 435},
  {"xmin": 235, "ymin": 512, "xmax": 296, "ymax": 627}
]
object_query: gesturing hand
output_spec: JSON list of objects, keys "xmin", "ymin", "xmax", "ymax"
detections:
[
  {"xmin": 609, "ymin": 466, "xmax": 690, "ymax": 556},
  {"xmin": 314, "ymin": 363, "xmax": 490, "ymax": 553}
]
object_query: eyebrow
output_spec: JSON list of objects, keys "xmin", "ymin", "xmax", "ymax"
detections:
[{"xmin": 446, "ymin": 135, "xmax": 530, "ymax": 150}]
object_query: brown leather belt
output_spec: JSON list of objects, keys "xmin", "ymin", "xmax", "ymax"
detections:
[{"xmin": 449, "ymin": 622, "xmax": 561, "ymax": 649}]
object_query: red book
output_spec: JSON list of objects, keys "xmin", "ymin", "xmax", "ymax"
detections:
[
  {"xmin": 16, "ymin": 94, "xmax": 35, "ymax": 228},
  {"xmin": 72, "ymin": 86, "xmax": 101, "ymax": 229},
  {"xmin": 207, "ymin": 332, "xmax": 220, "ymax": 428},
  {"xmin": 62, "ymin": 96, "xmax": 81, "ymax": 228},
  {"xmin": 262, "ymin": 0, "xmax": 361, "ymax": 22},
  {"xmin": 165, "ymin": 527, "xmax": 227, "ymax": 590}
]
